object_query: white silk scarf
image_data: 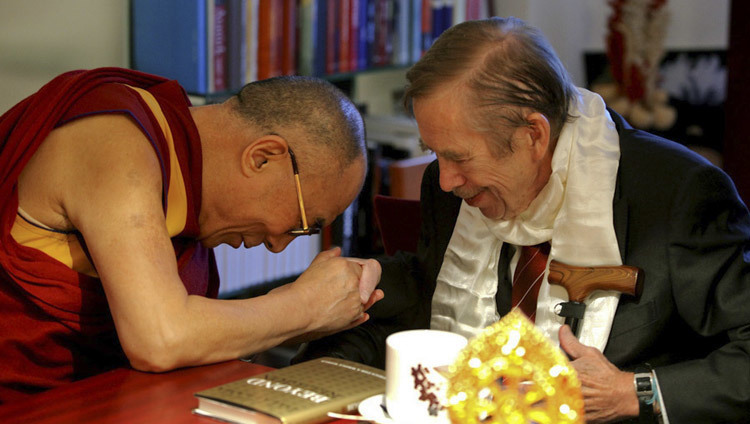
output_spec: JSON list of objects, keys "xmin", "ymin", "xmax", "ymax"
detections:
[{"xmin": 430, "ymin": 88, "xmax": 622, "ymax": 351}]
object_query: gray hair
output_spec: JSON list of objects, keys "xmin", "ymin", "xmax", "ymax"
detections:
[
  {"xmin": 404, "ymin": 17, "xmax": 577, "ymax": 155},
  {"xmin": 233, "ymin": 76, "xmax": 366, "ymax": 170}
]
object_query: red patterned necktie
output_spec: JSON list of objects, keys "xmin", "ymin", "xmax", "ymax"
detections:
[{"xmin": 511, "ymin": 242, "xmax": 551, "ymax": 322}]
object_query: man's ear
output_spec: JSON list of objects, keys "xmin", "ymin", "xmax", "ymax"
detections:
[
  {"xmin": 523, "ymin": 112, "xmax": 551, "ymax": 160},
  {"xmin": 240, "ymin": 135, "xmax": 289, "ymax": 177}
]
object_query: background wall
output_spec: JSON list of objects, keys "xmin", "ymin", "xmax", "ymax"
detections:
[
  {"xmin": 0, "ymin": 0, "xmax": 129, "ymax": 114},
  {"xmin": 495, "ymin": 0, "xmax": 730, "ymax": 87}
]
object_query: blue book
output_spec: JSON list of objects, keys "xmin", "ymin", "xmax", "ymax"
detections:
[
  {"xmin": 392, "ymin": 0, "xmax": 410, "ymax": 66},
  {"xmin": 357, "ymin": 0, "xmax": 369, "ymax": 70},
  {"xmin": 313, "ymin": 0, "xmax": 328, "ymax": 76},
  {"xmin": 431, "ymin": 0, "xmax": 443, "ymax": 42},
  {"xmin": 410, "ymin": 0, "xmax": 422, "ymax": 63},
  {"xmin": 442, "ymin": 0, "xmax": 453, "ymax": 33},
  {"xmin": 131, "ymin": 0, "xmax": 208, "ymax": 95},
  {"xmin": 365, "ymin": 0, "xmax": 377, "ymax": 68}
]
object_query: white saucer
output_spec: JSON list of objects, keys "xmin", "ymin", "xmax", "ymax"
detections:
[
  {"xmin": 357, "ymin": 394, "xmax": 451, "ymax": 424},
  {"xmin": 357, "ymin": 394, "xmax": 395, "ymax": 424}
]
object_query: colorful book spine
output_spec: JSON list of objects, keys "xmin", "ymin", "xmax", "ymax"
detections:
[
  {"xmin": 338, "ymin": 0, "xmax": 351, "ymax": 73},
  {"xmin": 392, "ymin": 0, "xmax": 411, "ymax": 66},
  {"xmin": 349, "ymin": 0, "xmax": 360, "ymax": 71},
  {"xmin": 410, "ymin": 0, "xmax": 423, "ymax": 62},
  {"xmin": 363, "ymin": 0, "xmax": 376, "ymax": 69},
  {"xmin": 281, "ymin": 0, "xmax": 297, "ymax": 75},
  {"xmin": 133, "ymin": 0, "xmax": 496, "ymax": 95},
  {"xmin": 257, "ymin": 0, "xmax": 271, "ymax": 80},
  {"xmin": 213, "ymin": 0, "xmax": 228, "ymax": 92},
  {"xmin": 131, "ymin": 0, "xmax": 208, "ymax": 95},
  {"xmin": 313, "ymin": 0, "xmax": 328, "ymax": 76},
  {"xmin": 466, "ymin": 0, "xmax": 483, "ymax": 20},
  {"xmin": 357, "ymin": 0, "xmax": 370, "ymax": 70},
  {"xmin": 442, "ymin": 0, "xmax": 454, "ymax": 33},
  {"xmin": 421, "ymin": 0, "xmax": 433, "ymax": 54},
  {"xmin": 257, "ymin": 0, "xmax": 283, "ymax": 80},
  {"xmin": 431, "ymin": 0, "xmax": 444, "ymax": 42},
  {"xmin": 207, "ymin": 0, "xmax": 215, "ymax": 92},
  {"xmin": 325, "ymin": 0, "xmax": 339, "ymax": 75},
  {"xmin": 270, "ymin": 0, "xmax": 284, "ymax": 78},
  {"xmin": 453, "ymin": 0, "xmax": 466, "ymax": 26},
  {"xmin": 244, "ymin": 0, "xmax": 260, "ymax": 84},
  {"xmin": 226, "ymin": 0, "xmax": 245, "ymax": 91},
  {"xmin": 297, "ymin": 0, "xmax": 318, "ymax": 76},
  {"xmin": 372, "ymin": 0, "xmax": 390, "ymax": 67}
]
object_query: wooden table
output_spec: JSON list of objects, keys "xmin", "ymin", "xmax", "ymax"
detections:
[{"xmin": 0, "ymin": 360, "xmax": 354, "ymax": 423}]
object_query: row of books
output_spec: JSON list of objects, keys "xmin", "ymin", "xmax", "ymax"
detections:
[{"xmin": 131, "ymin": 0, "xmax": 492, "ymax": 95}]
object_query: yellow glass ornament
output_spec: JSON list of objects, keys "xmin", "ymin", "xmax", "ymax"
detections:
[{"xmin": 446, "ymin": 310, "xmax": 584, "ymax": 424}]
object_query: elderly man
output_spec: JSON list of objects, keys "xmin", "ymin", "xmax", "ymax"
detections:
[
  {"xmin": 0, "ymin": 67, "xmax": 382, "ymax": 403},
  {"xmin": 298, "ymin": 18, "xmax": 750, "ymax": 423}
]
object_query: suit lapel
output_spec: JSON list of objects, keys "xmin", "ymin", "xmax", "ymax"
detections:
[{"xmin": 613, "ymin": 184, "xmax": 629, "ymax": 262}]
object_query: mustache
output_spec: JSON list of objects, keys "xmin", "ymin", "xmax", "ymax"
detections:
[{"xmin": 452, "ymin": 187, "xmax": 484, "ymax": 199}]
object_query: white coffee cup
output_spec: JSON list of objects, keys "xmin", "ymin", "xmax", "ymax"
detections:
[{"xmin": 384, "ymin": 329, "xmax": 468, "ymax": 423}]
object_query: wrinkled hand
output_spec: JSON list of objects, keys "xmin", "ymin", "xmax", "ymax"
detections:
[
  {"xmin": 308, "ymin": 256, "xmax": 383, "ymax": 332},
  {"xmin": 292, "ymin": 247, "xmax": 366, "ymax": 333},
  {"xmin": 558, "ymin": 325, "xmax": 639, "ymax": 423},
  {"xmin": 345, "ymin": 257, "xmax": 383, "ymax": 305}
]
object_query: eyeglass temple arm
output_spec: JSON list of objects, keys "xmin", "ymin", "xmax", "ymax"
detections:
[{"xmin": 293, "ymin": 174, "xmax": 309, "ymax": 230}]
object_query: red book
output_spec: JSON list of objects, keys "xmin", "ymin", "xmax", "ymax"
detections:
[
  {"xmin": 257, "ymin": 0, "xmax": 283, "ymax": 80},
  {"xmin": 349, "ymin": 0, "xmax": 359, "ymax": 71},
  {"xmin": 338, "ymin": 0, "xmax": 351, "ymax": 73},
  {"xmin": 373, "ymin": 0, "xmax": 391, "ymax": 66},
  {"xmin": 326, "ymin": 0, "xmax": 339, "ymax": 75},
  {"xmin": 466, "ymin": 0, "xmax": 481, "ymax": 20},
  {"xmin": 281, "ymin": 0, "xmax": 297, "ymax": 75}
]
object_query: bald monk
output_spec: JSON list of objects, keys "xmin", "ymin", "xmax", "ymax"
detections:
[{"xmin": 0, "ymin": 67, "xmax": 382, "ymax": 403}]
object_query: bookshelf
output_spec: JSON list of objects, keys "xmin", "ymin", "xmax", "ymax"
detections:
[{"xmin": 130, "ymin": 0, "xmax": 491, "ymax": 97}]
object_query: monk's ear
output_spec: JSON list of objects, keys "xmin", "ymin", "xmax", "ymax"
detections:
[
  {"xmin": 240, "ymin": 135, "xmax": 289, "ymax": 177},
  {"xmin": 523, "ymin": 112, "xmax": 551, "ymax": 160}
]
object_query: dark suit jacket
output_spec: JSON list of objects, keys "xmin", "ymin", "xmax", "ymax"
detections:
[{"xmin": 298, "ymin": 112, "xmax": 750, "ymax": 423}]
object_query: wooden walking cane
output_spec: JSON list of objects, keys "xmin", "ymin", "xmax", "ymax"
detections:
[{"xmin": 547, "ymin": 260, "xmax": 644, "ymax": 337}]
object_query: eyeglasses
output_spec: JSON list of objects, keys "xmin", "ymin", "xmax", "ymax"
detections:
[{"xmin": 288, "ymin": 149, "xmax": 321, "ymax": 236}]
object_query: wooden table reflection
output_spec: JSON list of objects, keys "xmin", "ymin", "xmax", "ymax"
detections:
[{"xmin": 0, "ymin": 360, "xmax": 353, "ymax": 423}]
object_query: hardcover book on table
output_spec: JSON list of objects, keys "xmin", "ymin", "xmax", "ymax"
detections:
[{"xmin": 193, "ymin": 357, "xmax": 385, "ymax": 424}]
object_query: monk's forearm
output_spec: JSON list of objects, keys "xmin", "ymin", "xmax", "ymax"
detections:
[
  {"xmin": 121, "ymin": 288, "xmax": 317, "ymax": 372},
  {"xmin": 121, "ymin": 257, "xmax": 366, "ymax": 372}
]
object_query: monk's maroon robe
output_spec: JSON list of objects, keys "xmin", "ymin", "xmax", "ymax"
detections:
[{"xmin": 0, "ymin": 68, "xmax": 219, "ymax": 403}]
